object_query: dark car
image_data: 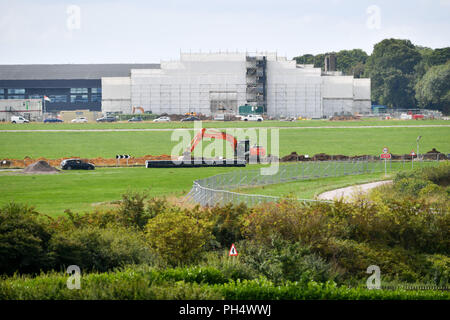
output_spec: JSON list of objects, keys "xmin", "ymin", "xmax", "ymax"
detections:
[
  {"xmin": 44, "ymin": 118, "xmax": 63, "ymax": 123},
  {"xmin": 60, "ymin": 159, "xmax": 95, "ymax": 170},
  {"xmin": 128, "ymin": 117, "xmax": 143, "ymax": 122},
  {"xmin": 96, "ymin": 116, "xmax": 117, "ymax": 122},
  {"xmin": 181, "ymin": 116, "xmax": 201, "ymax": 122}
]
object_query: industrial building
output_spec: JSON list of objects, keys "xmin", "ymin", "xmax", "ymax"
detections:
[
  {"xmin": 0, "ymin": 53, "xmax": 371, "ymax": 119},
  {"xmin": 0, "ymin": 64, "xmax": 158, "ymax": 113},
  {"xmin": 102, "ymin": 52, "xmax": 371, "ymax": 118}
]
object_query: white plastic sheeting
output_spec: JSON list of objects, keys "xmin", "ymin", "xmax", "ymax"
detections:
[
  {"xmin": 101, "ymin": 52, "xmax": 371, "ymax": 117},
  {"xmin": 101, "ymin": 77, "xmax": 131, "ymax": 114}
]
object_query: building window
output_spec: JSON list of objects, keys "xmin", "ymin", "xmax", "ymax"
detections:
[
  {"xmin": 8, "ymin": 95, "xmax": 25, "ymax": 99},
  {"xmin": 49, "ymin": 95, "xmax": 67, "ymax": 103},
  {"xmin": 0, "ymin": 96, "xmax": 4, "ymax": 100},
  {"xmin": 0, "ymin": 89, "xmax": 4, "ymax": 94},
  {"xmin": 28, "ymin": 94, "xmax": 42, "ymax": 99},
  {"xmin": 70, "ymin": 88, "xmax": 88, "ymax": 94},
  {"xmin": 70, "ymin": 95, "xmax": 88, "ymax": 103},
  {"xmin": 91, "ymin": 94, "xmax": 101, "ymax": 102},
  {"xmin": 91, "ymin": 88, "xmax": 101, "ymax": 93},
  {"xmin": 8, "ymin": 89, "xmax": 25, "ymax": 94}
]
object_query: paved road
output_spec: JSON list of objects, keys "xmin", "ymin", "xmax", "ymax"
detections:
[
  {"xmin": 1, "ymin": 125, "xmax": 449, "ymax": 133},
  {"xmin": 317, "ymin": 180, "xmax": 393, "ymax": 201}
]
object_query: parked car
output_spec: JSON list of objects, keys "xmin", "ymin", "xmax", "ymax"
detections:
[
  {"xmin": 71, "ymin": 117, "xmax": 88, "ymax": 123},
  {"xmin": 11, "ymin": 116, "xmax": 29, "ymax": 124},
  {"xmin": 44, "ymin": 118, "xmax": 63, "ymax": 123},
  {"xmin": 153, "ymin": 116, "xmax": 171, "ymax": 122},
  {"xmin": 213, "ymin": 114, "xmax": 225, "ymax": 121},
  {"xmin": 128, "ymin": 117, "xmax": 143, "ymax": 122},
  {"xmin": 60, "ymin": 159, "xmax": 95, "ymax": 170},
  {"xmin": 96, "ymin": 116, "xmax": 117, "ymax": 122},
  {"xmin": 180, "ymin": 116, "xmax": 200, "ymax": 122},
  {"xmin": 241, "ymin": 114, "xmax": 263, "ymax": 122}
]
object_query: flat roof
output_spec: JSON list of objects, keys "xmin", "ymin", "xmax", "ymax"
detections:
[{"xmin": 0, "ymin": 64, "xmax": 160, "ymax": 80}]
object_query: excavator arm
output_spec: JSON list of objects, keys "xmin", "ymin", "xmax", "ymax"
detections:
[{"xmin": 187, "ymin": 128, "xmax": 237, "ymax": 154}]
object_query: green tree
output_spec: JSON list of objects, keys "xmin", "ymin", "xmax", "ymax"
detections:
[
  {"xmin": 415, "ymin": 62, "xmax": 450, "ymax": 114},
  {"xmin": 365, "ymin": 39, "xmax": 422, "ymax": 108}
]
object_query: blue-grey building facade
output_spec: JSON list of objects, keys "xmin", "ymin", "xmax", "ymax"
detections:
[{"xmin": 0, "ymin": 64, "xmax": 159, "ymax": 112}]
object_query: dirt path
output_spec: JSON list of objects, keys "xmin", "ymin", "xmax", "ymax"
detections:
[{"xmin": 317, "ymin": 180, "xmax": 393, "ymax": 201}]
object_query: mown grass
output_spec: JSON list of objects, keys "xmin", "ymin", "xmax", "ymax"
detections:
[
  {"xmin": 0, "ymin": 166, "xmax": 248, "ymax": 216},
  {"xmin": 235, "ymin": 161, "xmax": 439, "ymax": 199},
  {"xmin": 0, "ymin": 118, "xmax": 449, "ymax": 131},
  {"xmin": 1, "ymin": 126, "xmax": 449, "ymax": 159}
]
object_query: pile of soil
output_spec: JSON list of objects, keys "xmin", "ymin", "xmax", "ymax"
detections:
[
  {"xmin": 329, "ymin": 115, "xmax": 361, "ymax": 121},
  {"xmin": 423, "ymin": 148, "xmax": 447, "ymax": 160},
  {"xmin": 23, "ymin": 161, "xmax": 60, "ymax": 174}
]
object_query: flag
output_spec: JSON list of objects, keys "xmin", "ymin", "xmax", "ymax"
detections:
[{"xmin": 44, "ymin": 96, "xmax": 51, "ymax": 102}]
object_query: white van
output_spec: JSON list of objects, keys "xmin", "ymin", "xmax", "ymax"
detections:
[
  {"xmin": 11, "ymin": 116, "xmax": 29, "ymax": 124},
  {"xmin": 241, "ymin": 114, "xmax": 263, "ymax": 122}
]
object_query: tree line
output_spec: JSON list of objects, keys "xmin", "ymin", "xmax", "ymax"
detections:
[{"xmin": 293, "ymin": 39, "xmax": 450, "ymax": 114}]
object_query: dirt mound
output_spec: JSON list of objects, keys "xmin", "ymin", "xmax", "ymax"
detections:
[
  {"xmin": 23, "ymin": 161, "xmax": 60, "ymax": 174},
  {"xmin": 329, "ymin": 115, "xmax": 361, "ymax": 121}
]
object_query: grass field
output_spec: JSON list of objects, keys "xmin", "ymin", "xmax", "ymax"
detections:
[
  {"xmin": 235, "ymin": 161, "xmax": 438, "ymax": 199},
  {"xmin": 1, "ymin": 127, "xmax": 449, "ymax": 159},
  {"xmin": 0, "ymin": 166, "xmax": 246, "ymax": 215},
  {"xmin": 0, "ymin": 118, "xmax": 449, "ymax": 130},
  {"xmin": 0, "ymin": 120, "xmax": 448, "ymax": 216},
  {"xmin": 0, "ymin": 161, "xmax": 440, "ymax": 216}
]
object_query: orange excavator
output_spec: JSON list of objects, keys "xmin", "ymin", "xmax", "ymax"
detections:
[
  {"xmin": 183, "ymin": 128, "xmax": 266, "ymax": 161},
  {"xmin": 146, "ymin": 128, "xmax": 266, "ymax": 168}
]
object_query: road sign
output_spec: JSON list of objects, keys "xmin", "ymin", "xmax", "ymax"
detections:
[
  {"xmin": 410, "ymin": 150, "xmax": 416, "ymax": 156},
  {"xmin": 229, "ymin": 243, "xmax": 238, "ymax": 256},
  {"xmin": 116, "ymin": 155, "xmax": 130, "ymax": 159},
  {"xmin": 383, "ymin": 147, "xmax": 389, "ymax": 154},
  {"xmin": 380, "ymin": 153, "xmax": 391, "ymax": 159}
]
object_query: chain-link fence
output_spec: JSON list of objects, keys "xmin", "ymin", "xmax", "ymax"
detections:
[{"xmin": 185, "ymin": 157, "xmax": 444, "ymax": 207}]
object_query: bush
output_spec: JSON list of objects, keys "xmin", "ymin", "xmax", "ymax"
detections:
[
  {"xmin": 117, "ymin": 191, "xmax": 153, "ymax": 229},
  {"xmin": 0, "ymin": 203, "xmax": 52, "ymax": 275},
  {"xmin": 200, "ymin": 251, "xmax": 257, "ymax": 282},
  {"xmin": 241, "ymin": 200, "xmax": 332, "ymax": 246},
  {"xmin": 146, "ymin": 211, "xmax": 213, "ymax": 266},
  {"xmin": 238, "ymin": 237, "xmax": 337, "ymax": 284},
  {"xmin": 209, "ymin": 203, "xmax": 247, "ymax": 248},
  {"xmin": 49, "ymin": 225, "xmax": 155, "ymax": 272}
]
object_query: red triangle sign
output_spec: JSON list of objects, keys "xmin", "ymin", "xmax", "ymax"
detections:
[{"xmin": 229, "ymin": 243, "xmax": 238, "ymax": 256}]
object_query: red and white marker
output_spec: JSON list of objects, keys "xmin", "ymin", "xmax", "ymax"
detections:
[{"xmin": 229, "ymin": 243, "xmax": 238, "ymax": 256}]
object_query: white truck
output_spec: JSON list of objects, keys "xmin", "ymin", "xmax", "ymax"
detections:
[
  {"xmin": 241, "ymin": 114, "xmax": 263, "ymax": 122},
  {"xmin": 11, "ymin": 116, "xmax": 29, "ymax": 124}
]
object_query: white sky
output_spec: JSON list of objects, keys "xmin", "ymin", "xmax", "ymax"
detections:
[{"xmin": 0, "ymin": 0, "xmax": 449, "ymax": 64}]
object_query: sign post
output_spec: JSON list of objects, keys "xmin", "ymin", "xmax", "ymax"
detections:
[
  {"xmin": 229, "ymin": 243, "xmax": 238, "ymax": 257},
  {"xmin": 410, "ymin": 150, "xmax": 415, "ymax": 169},
  {"xmin": 380, "ymin": 147, "xmax": 391, "ymax": 177}
]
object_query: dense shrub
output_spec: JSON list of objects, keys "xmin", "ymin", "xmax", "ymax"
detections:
[
  {"xmin": 200, "ymin": 252, "xmax": 256, "ymax": 282},
  {"xmin": 208, "ymin": 203, "xmax": 247, "ymax": 248},
  {"xmin": 146, "ymin": 211, "xmax": 213, "ymax": 266},
  {"xmin": 0, "ymin": 203, "xmax": 52, "ymax": 274},
  {"xmin": 1, "ymin": 268, "xmax": 448, "ymax": 300},
  {"xmin": 238, "ymin": 237, "xmax": 337, "ymax": 284},
  {"xmin": 49, "ymin": 225, "xmax": 155, "ymax": 272}
]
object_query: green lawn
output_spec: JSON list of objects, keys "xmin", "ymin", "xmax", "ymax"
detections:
[
  {"xmin": 0, "ymin": 166, "xmax": 246, "ymax": 216},
  {"xmin": 234, "ymin": 161, "xmax": 438, "ymax": 199},
  {"xmin": 1, "ymin": 127, "xmax": 449, "ymax": 159},
  {"xmin": 0, "ymin": 118, "xmax": 448, "ymax": 130}
]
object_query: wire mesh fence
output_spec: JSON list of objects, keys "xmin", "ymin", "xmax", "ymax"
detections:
[{"xmin": 185, "ymin": 156, "xmax": 445, "ymax": 207}]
